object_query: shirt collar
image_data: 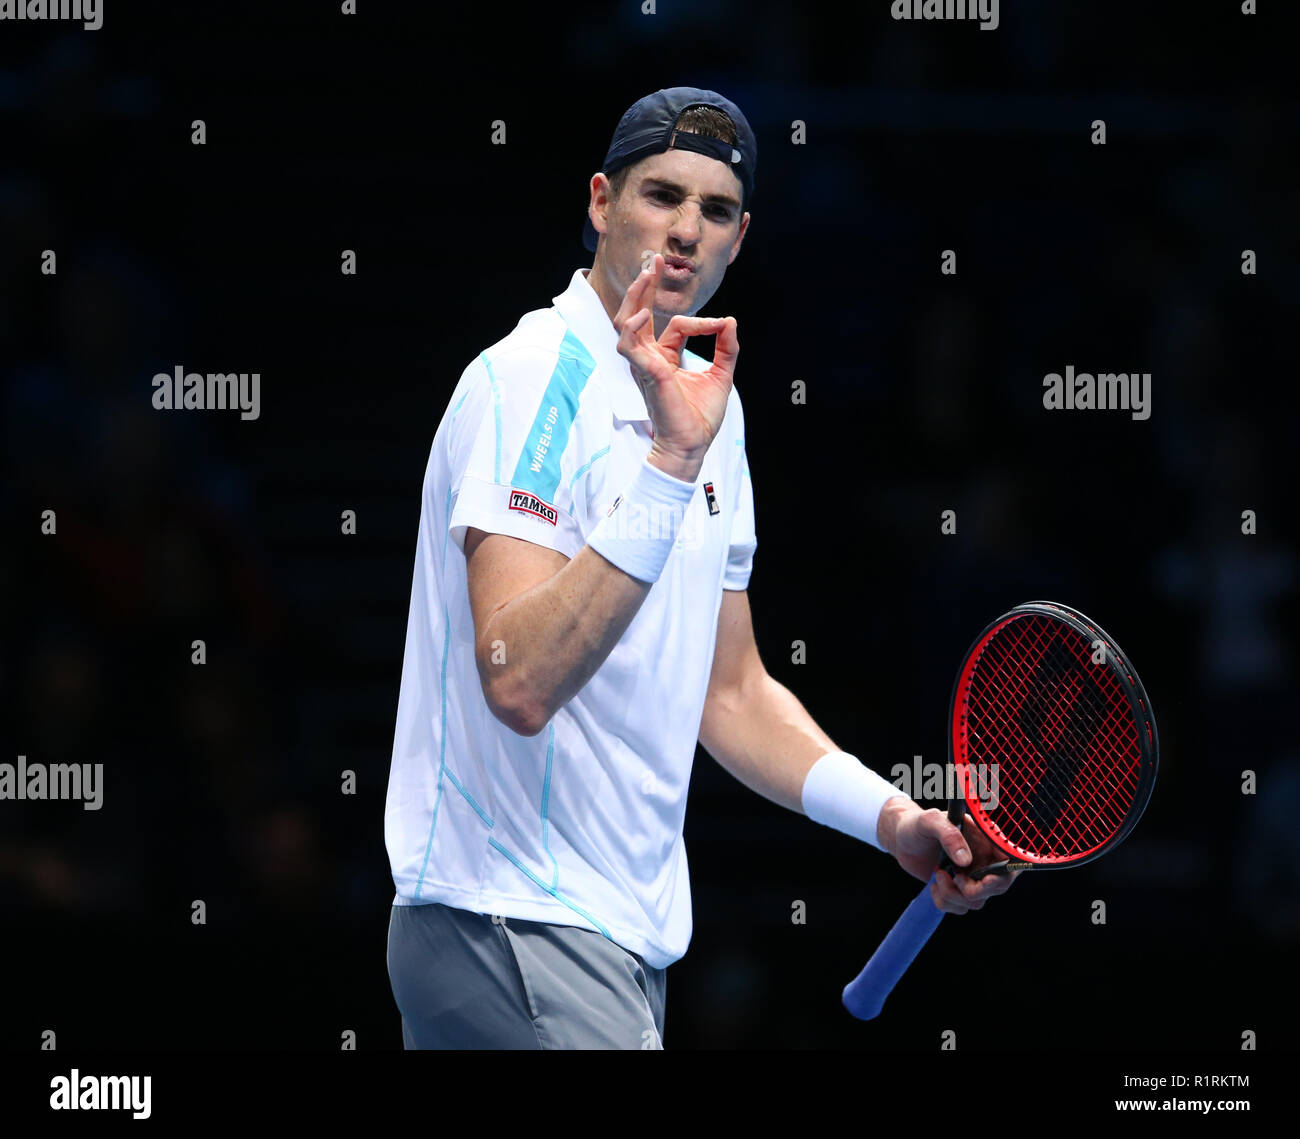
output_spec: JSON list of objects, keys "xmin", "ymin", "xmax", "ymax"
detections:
[{"xmin": 552, "ymin": 268, "xmax": 650, "ymax": 423}]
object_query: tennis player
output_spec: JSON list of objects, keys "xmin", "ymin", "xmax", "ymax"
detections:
[{"xmin": 384, "ymin": 86, "xmax": 1017, "ymax": 1050}]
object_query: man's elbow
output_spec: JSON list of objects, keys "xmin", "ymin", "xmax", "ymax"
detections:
[{"xmin": 479, "ymin": 670, "xmax": 551, "ymax": 737}]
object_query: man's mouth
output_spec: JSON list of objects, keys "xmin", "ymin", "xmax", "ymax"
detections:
[{"xmin": 662, "ymin": 255, "xmax": 695, "ymax": 280}]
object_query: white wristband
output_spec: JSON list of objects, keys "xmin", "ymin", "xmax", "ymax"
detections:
[
  {"xmin": 586, "ymin": 459, "xmax": 698, "ymax": 584},
  {"xmin": 801, "ymin": 751, "xmax": 910, "ymax": 851}
]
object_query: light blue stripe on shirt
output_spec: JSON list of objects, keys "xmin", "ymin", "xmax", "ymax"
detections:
[{"xmin": 510, "ymin": 330, "xmax": 595, "ymax": 503}]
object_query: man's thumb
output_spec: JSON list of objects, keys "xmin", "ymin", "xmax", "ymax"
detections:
[{"xmin": 944, "ymin": 822, "xmax": 971, "ymax": 866}]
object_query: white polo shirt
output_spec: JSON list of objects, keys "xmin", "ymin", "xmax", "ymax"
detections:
[{"xmin": 384, "ymin": 267, "xmax": 756, "ymax": 969}]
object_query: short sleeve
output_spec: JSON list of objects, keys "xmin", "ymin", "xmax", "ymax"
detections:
[
  {"xmin": 724, "ymin": 446, "xmax": 757, "ymax": 590},
  {"xmin": 447, "ymin": 347, "xmax": 590, "ymax": 560}
]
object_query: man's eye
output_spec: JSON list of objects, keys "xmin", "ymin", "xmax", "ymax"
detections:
[{"xmin": 650, "ymin": 191, "xmax": 730, "ymax": 219}]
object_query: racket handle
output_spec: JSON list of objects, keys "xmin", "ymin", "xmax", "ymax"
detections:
[{"xmin": 842, "ymin": 873, "xmax": 944, "ymax": 1020}]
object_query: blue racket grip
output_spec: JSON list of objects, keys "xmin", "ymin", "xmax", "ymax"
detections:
[{"xmin": 842, "ymin": 873, "xmax": 944, "ymax": 1020}]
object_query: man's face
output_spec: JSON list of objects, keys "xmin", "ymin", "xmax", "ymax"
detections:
[{"xmin": 589, "ymin": 146, "xmax": 750, "ymax": 324}]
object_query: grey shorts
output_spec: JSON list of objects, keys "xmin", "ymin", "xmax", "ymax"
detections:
[{"xmin": 386, "ymin": 902, "xmax": 667, "ymax": 1049}]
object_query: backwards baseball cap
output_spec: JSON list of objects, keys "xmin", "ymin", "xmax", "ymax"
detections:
[{"xmin": 582, "ymin": 86, "xmax": 757, "ymax": 253}]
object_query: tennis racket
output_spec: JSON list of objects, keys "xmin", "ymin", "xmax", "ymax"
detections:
[{"xmin": 842, "ymin": 600, "xmax": 1158, "ymax": 1020}]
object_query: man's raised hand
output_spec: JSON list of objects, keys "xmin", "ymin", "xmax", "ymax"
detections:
[{"xmin": 614, "ymin": 254, "xmax": 739, "ymax": 483}]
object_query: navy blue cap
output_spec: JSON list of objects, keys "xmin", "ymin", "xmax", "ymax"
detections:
[{"xmin": 582, "ymin": 86, "xmax": 756, "ymax": 253}]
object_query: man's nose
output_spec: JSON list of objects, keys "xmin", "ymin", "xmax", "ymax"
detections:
[{"xmin": 667, "ymin": 203, "xmax": 703, "ymax": 245}]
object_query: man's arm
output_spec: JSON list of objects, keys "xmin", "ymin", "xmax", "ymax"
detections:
[
  {"xmin": 464, "ymin": 527, "xmax": 650, "ymax": 736},
  {"xmin": 697, "ymin": 588, "xmax": 838, "ymax": 812},
  {"xmin": 697, "ymin": 589, "xmax": 1019, "ymax": 914}
]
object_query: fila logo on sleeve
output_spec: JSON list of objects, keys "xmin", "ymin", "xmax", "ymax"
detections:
[{"xmin": 507, "ymin": 488, "xmax": 559, "ymax": 526}]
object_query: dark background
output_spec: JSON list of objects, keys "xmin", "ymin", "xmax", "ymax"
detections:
[{"xmin": 2, "ymin": 0, "xmax": 1295, "ymax": 1053}]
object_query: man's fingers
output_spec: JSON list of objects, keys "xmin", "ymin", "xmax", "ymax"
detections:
[
  {"xmin": 634, "ymin": 255, "xmax": 663, "ymax": 312},
  {"xmin": 615, "ymin": 257, "xmax": 662, "ymax": 330},
  {"xmin": 930, "ymin": 871, "xmax": 972, "ymax": 914},
  {"xmin": 616, "ymin": 309, "xmax": 659, "ymax": 379},
  {"xmin": 664, "ymin": 315, "xmax": 726, "ymax": 334},
  {"xmin": 712, "ymin": 315, "xmax": 739, "ymax": 375},
  {"xmin": 950, "ymin": 870, "xmax": 983, "ymax": 902},
  {"xmin": 645, "ymin": 252, "xmax": 663, "ymax": 285},
  {"xmin": 658, "ymin": 314, "xmax": 726, "ymax": 354},
  {"xmin": 980, "ymin": 868, "xmax": 1021, "ymax": 896},
  {"xmin": 956, "ymin": 872, "xmax": 995, "ymax": 904},
  {"xmin": 623, "ymin": 307, "xmax": 652, "ymax": 335},
  {"xmin": 932, "ymin": 865, "xmax": 1016, "ymax": 913},
  {"xmin": 616, "ymin": 308, "xmax": 653, "ymax": 357},
  {"xmin": 969, "ymin": 863, "xmax": 1022, "ymax": 894}
]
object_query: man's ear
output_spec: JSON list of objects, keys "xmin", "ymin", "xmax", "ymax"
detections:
[
  {"xmin": 589, "ymin": 172, "xmax": 613, "ymax": 241},
  {"xmin": 728, "ymin": 211, "xmax": 751, "ymax": 265}
]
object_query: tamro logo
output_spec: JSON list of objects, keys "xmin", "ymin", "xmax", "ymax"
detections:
[{"xmin": 507, "ymin": 489, "xmax": 558, "ymax": 526}]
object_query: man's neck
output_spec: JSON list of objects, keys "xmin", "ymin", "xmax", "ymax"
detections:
[{"xmin": 582, "ymin": 266, "xmax": 618, "ymax": 325}]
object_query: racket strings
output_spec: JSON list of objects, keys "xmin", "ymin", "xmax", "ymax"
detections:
[
  {"xmin": 985, "ymin": 629, "xmax": 1139, "ymax": 855},
  {"xmin": 962, "ymin": 615, "xmax": 1143, "ymax": 861},
  {"xmin": 977, "ymin": 630, "xmax": 1104, "ymax": 849},
  {"xmin": 989, "ymin": 625, "xmax": 1139, "ymax": 851},
  {"xmin": 1015, "ymin": 648, "xmax": 1137, "ymax": 839}
]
